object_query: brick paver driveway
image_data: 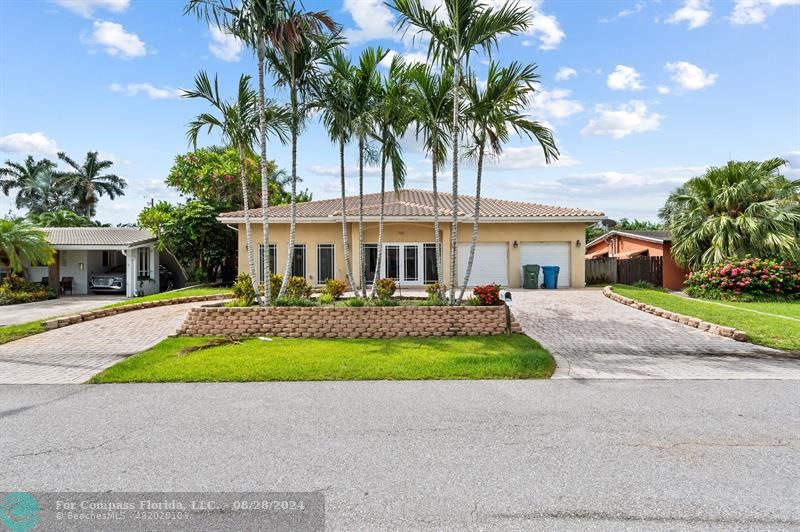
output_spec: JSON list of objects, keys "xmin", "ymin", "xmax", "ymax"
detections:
[
  {"xmin": 511, "ymin": 289, "xmax": 800, "ymax": 379},
  {"xmin": 0, "ymin": 302, "xmax": 202, "ymax": 384},
  {"xmin": 0, "ymin": 295, "xmax": 125, "ymax": 326}
]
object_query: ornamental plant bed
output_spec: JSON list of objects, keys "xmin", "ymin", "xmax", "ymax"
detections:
[{"xmin": 685, "ymin": 257, "xmax": 800, "ymax": 301}]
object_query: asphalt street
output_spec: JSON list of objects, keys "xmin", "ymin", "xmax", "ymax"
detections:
[{"xmin": 1, "ymin": 381, "xmax": 798, "ymax": 531}]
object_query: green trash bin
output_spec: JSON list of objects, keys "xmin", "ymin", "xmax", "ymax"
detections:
[{"xmin": 522, "ymin": 264, "xmax": 540, "ymax": 289}]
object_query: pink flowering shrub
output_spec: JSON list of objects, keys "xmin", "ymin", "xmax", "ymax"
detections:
[{"xmin": 685, "ymin": 257, "xmax": 800, "ymax": 301}]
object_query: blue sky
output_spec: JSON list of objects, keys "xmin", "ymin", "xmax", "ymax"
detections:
[{"xmin": 1, "ymin": 0, "xmax": 799, "ymax": 224}]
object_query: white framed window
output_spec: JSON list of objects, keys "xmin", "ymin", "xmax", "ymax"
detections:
[
  {"xmin": 258, "ymin": 244, "xmax": 277, "ymax": 282},
  {"xmin": 291, "ymin": 244, "xmax": 306, "ymax": 279},
  {"xmin": 317, "ymin": 244, "xmax": 335, "ymax": 284},
  {"xmin": 138, "ymin": 247, "xmax": 151, "ymax": 278}
]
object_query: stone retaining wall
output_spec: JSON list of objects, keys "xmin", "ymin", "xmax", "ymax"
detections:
[
  {"xmin": 603, "ymin": 286, "xmax": 748, "ymax": 342},
  {"xmin": 43, "ymin": 293, "xmax": 231, "ymax": 331},
  {"xmin": 179, "ymin": 305, "xmax": 521, "ymax": 338}
]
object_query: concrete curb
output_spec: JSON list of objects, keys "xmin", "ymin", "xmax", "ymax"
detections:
[
  {"xmin": 42, "ymin": 293, "xmax": 231, "ymax": 331},
  {"xmin": 603, "ymin": 286, "xmax": 748, "ymax": 342}
]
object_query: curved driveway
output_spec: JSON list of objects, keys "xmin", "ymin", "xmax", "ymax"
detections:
[
  {"xmin": 511, "ymin": 289, "xmax": 800, "ymax": 379},
  {"xmin": 0, "ymin": 302, "xmax": 202, "ymax": 384}
]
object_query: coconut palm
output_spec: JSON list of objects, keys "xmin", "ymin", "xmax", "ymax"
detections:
[
  {"xmin": 316, "ymin": 48, "xmax": 358, "ymax": 291},
  {"xmin": 184, "ymin": 71, "xmax": 262, "ymax": 302},
  {"xmin": 0, "ymin": 156, "xmax": 75, "ymax": 214},
  {"xmin": 393, "ymin": 0, "xmax": 532, "ymax": 304},
  {"xmin": 661, "ymin": 158, "xmax": 800, "ymax": 269},
  {"xmin": 408, "ymin": 66, "xmax": 452, "ymax": 297},
  {"xmin": 265, "ymin": 30, "xmax": 342, "ymax": 298},
  {"xmin": 0, "ymin": 218, "xmax": 54, "ymax": 274},
  {"xmin": 457, "ymin": 61, "xmax": 558, "ymax": 301},
  {"xmin": 56, "ymin": 151, "xmax": 126, "ymax": 218},
  {"xmin": 369, "ymin": 56, "xmax": 414, "ymax": 297}
]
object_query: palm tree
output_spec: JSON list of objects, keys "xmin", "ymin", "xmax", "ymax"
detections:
[
  {"xmin": 457, "ymin": 61, "xmax": 558, "ymax": 301},
  {"xmin": 316, "ymin": 48, "xmax": 358, "ymax": 291},
  {"xmin": 661, "ymin": 158, "xmax": 800, "ymax": 269},
  {"xmin": 393, "ymin": 0, "xmax": 532, "ymax": 304},
  {"xmin": 184, "ymin": 71, "xmax": 262, "ymax": 301},
  {"xmin": 265, "ymin": 30, "xmax": 342, "ymax": 298},
  {"xmin": 0, "ymin": 218, "xmax": 54, "ymax": 274},
  {"xmin": 186, "ymin": 0, "xmax": 336, "ymax": 304},
  {"xmin": 28, "ymin": 209, "xmax": 96, "ymax": 227},
  {"xmin": 350, "ymin": 46, "xmax": 387, "ymax": 295},
  {"xmin": 1, "ymin": 156, "xmax": 74, "ymax": 214},
  {"xmin": 408, "ymin": 66, "xmax": 452, "ymax": 297},
  {"xmin": 369, "ymin": 56, "xmax": 413, "ymax": 297},
  {"xmin": 56, "ymin": 151, "xmax": 126, "ymax": 218}
]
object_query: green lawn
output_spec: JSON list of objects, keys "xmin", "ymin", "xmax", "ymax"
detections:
[
  {"xmin": 0, "ymin": 321, "xmax": 46, "ymax": 345},
  {"xmin": 612, "ymin": 285, "xmax": 800, "ymax": 352},
  {"xmin": 89, "ymin": 334, "xmax": 555, "ymax": 383},
  {"xmin": 103, "ymin": 286, "xmax": 231, "ymax": 309}
]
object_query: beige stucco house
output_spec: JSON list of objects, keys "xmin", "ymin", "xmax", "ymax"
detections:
[{"xmin": 218, "ymin": 189, "xmax": 604, "ymax": 289}]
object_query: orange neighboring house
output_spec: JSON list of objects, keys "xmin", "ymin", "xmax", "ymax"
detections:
[{"xmin": 585, "ymin": 230, "xmax": 689, "ymax": 290}]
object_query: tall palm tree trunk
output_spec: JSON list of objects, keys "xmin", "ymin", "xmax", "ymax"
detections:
[
  {"xmin": 448, "ymin": 63, "xmax": 461, "ymax": 305},
  {"xmin": 358, "ymin": 136, "xmax": 367, "ymax": 297},
  {"xmin": 458, "ymin": 142, "xmax": 484, "ymax": 302},
  {"xmin": 278, "ymin": 83, "xmax": 299, "ymax": 298},
  {"xmin": 257, "ymin": 44, "xmax": 269, "ymax": 306},
  {"xmin": 339, "ymin": 135, "xmax": 357, "ymax": 290},
  {"xmin": 431, "ymin": 141, "xmax": 444, "ymax": 298},
  {"xmin": 238, "ymin": 141, "xmax": 259, "ymax": 296},
  {"xmin": 369, "ymin": 146, "xmax": 388, "ymax": 298}
]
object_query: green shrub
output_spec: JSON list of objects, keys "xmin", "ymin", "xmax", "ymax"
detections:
[
  {"xmin": 344, "ymin": 297, "xmax": 367, "ymax": 307},
  {"xmin": 374, "ymin": 298, "xmax": 399, "ymax": 306},
  {"xmin": 231, "ymin": 273, "xmax": 256, "ymax": 307},
  {"xmin": 375, "ymin": 278, "xmax": 397, "ymax": 300},
  {"xmin": 285, "ymin": 276, "xmax": 312, "ymax": 299},
  {"xmin": 274, "ymin": 296, "xmax": 316, "ymax": 307},
  {"xmin": 0, "ymin": 274, "xmax": 56, "ymax": 306},
  {"xmin": 464, "ymin": 295, "xmax": 482, "ymax": 306},
  {"xmin": 322, "ymin": 278, "xmax": 346, "ymax": 300},
  {"xmin": 685, "ymin": 257, "xmax": 800, "ymax": 300},
  {"xmin": 318, "ymin": 293, "xmax": 334, "ymax": 305}
]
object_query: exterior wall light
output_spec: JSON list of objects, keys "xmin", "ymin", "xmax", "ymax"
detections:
[
  {"xmin": 576, "ymin": 240, "xmax": 582, "ymax": 247},
  {"xmin": 513, "ymin": 240, "xmax": 519, "ymax": 248}
]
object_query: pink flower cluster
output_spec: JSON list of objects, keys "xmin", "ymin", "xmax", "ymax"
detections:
[{"xmin": 687, "ymin": 257, "xmax": 799, "ymax": 299}]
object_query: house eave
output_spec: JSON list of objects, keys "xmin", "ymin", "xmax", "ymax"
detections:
[
  {"xmin": 586, "ymin": 230, "xmax": 669, "ymax": 249},
  {"xmin": 217, "ymin": 215, "xmax": 606, "ymax": 224},
  {"xmin": 51, "ymin": 239, "xmax": 158, "ymax": 251}
]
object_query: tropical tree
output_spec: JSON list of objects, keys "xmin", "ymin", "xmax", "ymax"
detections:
[
  {"xmin": 265, "ymin": 29, "xmax": 341, "ymax": 297},
  {"xmin": 661, "ymin": 158, "xmax": 800, "ymax": 269},
  {"xmin": 316, "ymin": 48, "xmax": 358, "ymax": 291},
  {"xmin": 408, "ymin": 66, "xmax": 452, "ymax": 296},
  {"xmin": 369, "ymin": 56, "xmax": 414, "ymax": 297},
  {"xmin": 0, "ymin": 156, "xmax": 74, "ymax": 213},
  {"xmin": 27, "ymin": 210, "xmax": 98, "ymax": 227},
  {"xmin": 0, "ymin": 218, "xmax": 54, "ymax": 274},
  {"xmin": 57, "ymin": 151, "xmax": 126, "ymax": 218},
  {"xmin": 458, "ymin": 61, "xmax": 558, "ymax": 301},
  {"xmin": 393, "ymin": 0, "xmax": 532, "ymax": 303},
  {"xmin": 183, "ymin": 71, "xmax": 262, "ymax": 301}
]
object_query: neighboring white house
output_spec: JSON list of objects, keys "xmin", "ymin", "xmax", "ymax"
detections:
[{"xmin": 24, "ymin": 228, "xmax": 160, "ymax": 298}]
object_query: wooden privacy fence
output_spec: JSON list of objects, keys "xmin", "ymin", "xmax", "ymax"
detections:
[{"xmin": 585, "ymin": 256, "xmax": 663, "ymax": 286}]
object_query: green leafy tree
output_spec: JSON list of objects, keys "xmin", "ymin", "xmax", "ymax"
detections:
[
  {"xmin": 28, "ymin": 210, "xmax": 100, "ymax": 227},
  {"xmin": 0, "ymin": 156, "xmax": 75, "ymax": 214},
  {"xmin": 616, "ymin": 218, "xmax": 663, "ymax": 231},
  {"xmin": 0, "ymin": 218, "xmax": 54, "ymax": 274},
  {"xmin": 393, "ymin": 0, "xmax": 532, "ymax": 303},
  {"xmin": 661, "ymin": 158, "xmax": 800, "ymax": 268},
  {"xmin": 57, "ymin": 151, "xmax": 127, "ymax": 218}
]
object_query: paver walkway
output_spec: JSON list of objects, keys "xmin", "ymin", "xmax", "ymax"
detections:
[
  {"xmin": 0, "ymin": 302, "xmax": 202, "ymax": 384},
  {"xmin": 0, "ymin": 295, "xmax": 126, "ymax": 326},
  {"xmin": 511, "ymin": 289, "xmax": 800, "ymax": 379}
]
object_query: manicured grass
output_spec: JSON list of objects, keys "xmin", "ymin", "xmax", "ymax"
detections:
[
  {"xmin": 612, "ymin": 285, "xmax": 800, "ymax": 352},
  {"xmin": 89, "ymin": 334, "xmax": 555, "ymax": 383},
  {"xmin": 0, "ymin": 321, "xmax": 46, "ymax": 345},
  {"xmin": 103, "ymin": 286, "xmax": 231, "ymax": 309}
]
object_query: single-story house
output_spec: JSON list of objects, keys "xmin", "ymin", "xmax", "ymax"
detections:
[
  {"xmin": 585, "ymin": 229, "xmax": 689, "ymax": 289},
  {"xmin": 218, "ymin": 189, "xmax": 605, "ymax": 289},
  {"xmin": 24, "ymin": 228, "xmax": 161, "ymax": 298}
]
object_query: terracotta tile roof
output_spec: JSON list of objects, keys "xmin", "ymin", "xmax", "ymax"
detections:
[
  {"xmin": 42, "ymin": 227, "xmax": 156, "ymax": 247},
  {"xmin": 219, "ymin": 189, "xmax": 603, "ymax": 220}
]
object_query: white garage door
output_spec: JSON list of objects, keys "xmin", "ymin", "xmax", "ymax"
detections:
[
  {"xmin": 520, "ymin": 242, "xmax": 571, "ymax": 288},
  {"xmin": 457, "ymin": 243, "xmax": 508, "ymax": 286}
]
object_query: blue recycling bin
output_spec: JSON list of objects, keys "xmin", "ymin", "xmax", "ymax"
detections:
[{"xmin": 541, "ymin": 266, "xmax": 560, "ymax": 289}]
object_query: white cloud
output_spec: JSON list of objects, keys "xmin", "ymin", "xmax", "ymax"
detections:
[
  {"xmin": 380, "ymin": 50, "xmax": 429, "ymax": 69},
  {"xmin": 526, "ymin": 88, "xmax": 583, "ymax": 120},
  {"xmin": 208, "ymin": 26, "xmax": 242, "ymax": 62},
  {"xmin": 53, "ymin": 0, "xmax": 129, "ymax": 18},
  {"xmin": 84, "ymin": 20, "xmax": 146, "ymax": 59},
  {"xmin": 581, "ymin": 101, "xmax": 663, "ymax": 139},
  {"xmin": 783, "ymin": 150, "xmax": 800, "ymax": 179},
  {"xmin": 310, "ymin": 164, "xmax": 382, "ymax": 178},
  {"xmin": 0, "ymin": 132, "xmax": 61, "ymax": 157},
  {"xmin": 730, "ymin": 0, "xmax": 800, "ymax": 25},
  {"xmin": 665, "ymin": 61, "xmax": 718, "ymax": 90},
  {"xmin": 554, "ymin": 66, "xmax": 577, "ymax": 81},
  {"xmin": 666, "ymin": 0, "xmax": 712, "ymax": 29},
  {"xmin": 482, "ymin": 0, "xmax": 564, "ymax": 50},
  {"xmin": 343, "ymin": 0, "xmax": 401, "ymax": 44},
  {"xmin": 618, "ymin": 2, "xmax": 645, "ymax": 17},
  {"xmin": 607, "ymin": 65, "xmax": 644, "ymax": 91},
  {"xmin": 109, "ymin": 83, "xmax": 182, "ymax": 99},
  {"xmin": 656, "ymin": 85, "xmax": 671, "ymax": 95},
  {"xmin": 485, "ymin": 145, "xmax": 578, "ymax": 171}
]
